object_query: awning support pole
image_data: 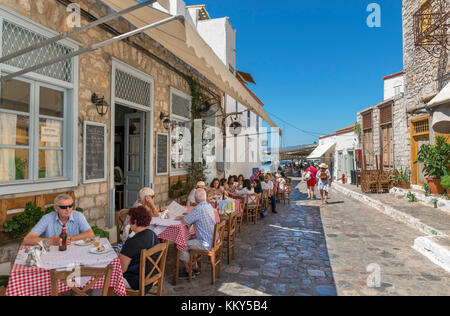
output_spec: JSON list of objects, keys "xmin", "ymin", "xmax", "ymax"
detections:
[
  {"xmin": 1, "ymin": 15, "xmax": 183, "ymax": 82},
  {"xmin": 0, "ymin": 0, "xmax": 156, "ymax": 64}
]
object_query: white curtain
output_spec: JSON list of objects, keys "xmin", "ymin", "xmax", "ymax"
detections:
[
  {"xmin": 0, "ymin": 113, "xmax": 17, "ymax": 181},
  {"xmin": 42, "ymin": 118, "xmax": 62, "ymax": 178}
]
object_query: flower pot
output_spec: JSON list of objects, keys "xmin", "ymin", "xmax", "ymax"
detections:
[
  {"xmin": 397, "ymin": 182, "xmax": 411, "ymax": 189},
  {"xmin": 427, "ymin": 178, "xmax": 444, "ymax": 195}
]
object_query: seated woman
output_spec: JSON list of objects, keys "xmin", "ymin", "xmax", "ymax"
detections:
[
  {"xmin": 234, "ymin": 175, "xmax": 244, "ymax": 190},
  {"xmin": 207, "ymin": 178, "xmax": 228, "ymax": 202},
  {"xmin": 224, "ymin": 176, "xmax": 236, "ymax": 194},
  {"xmin": 119, "ymin": 206, "xmax": 159, "ymax": 292},
  {"xmin": 219, "ymin": 178, "xmax": 227, "ymax": 191},
  {"xmin": 235, "ymin": 179, "xmax": 255, "ymax": 199}
]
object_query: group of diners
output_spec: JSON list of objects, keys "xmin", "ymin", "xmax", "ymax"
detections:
[
  {"xmin": 20, "ymin": 170, "xmax": 292, "ymax": 295},
  {"xmin": 187, "ymin": 171, "xmax": 292, "ymax": 215}
]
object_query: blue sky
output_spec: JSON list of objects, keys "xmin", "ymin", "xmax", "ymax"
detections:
[{"xmin": 183, "ymin": 0, "xmax": 403, "ymax": 147}]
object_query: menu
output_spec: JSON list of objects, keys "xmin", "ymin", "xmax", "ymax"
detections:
[{"xmin": 83, "ymin": 121, "xmax": 106, "ymax": 183}]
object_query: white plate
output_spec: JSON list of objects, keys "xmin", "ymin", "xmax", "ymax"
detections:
[
  {"xmin": 74, "ymin": 239, "xmax": 94, "ymax": 246},
  {"xmin": 89, "ymin": 246, "xmax": 113, "ymax": 254}
]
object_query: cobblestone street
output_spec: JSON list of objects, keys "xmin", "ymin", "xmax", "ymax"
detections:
[{"xmin": 163, "ymin": 178, "xmax": 450, "ymax": 296}]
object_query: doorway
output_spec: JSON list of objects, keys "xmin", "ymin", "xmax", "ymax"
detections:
[{"xmin": 115, "ymin": 104, "xmax": 149, "ymax": 210}]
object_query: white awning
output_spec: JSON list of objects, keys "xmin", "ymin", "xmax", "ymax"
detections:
[
  {"xmin": 307, "ymin": 142, "xmax": 335, "ymax": 160},
  {"xmin": 427, "ymin": 82, "xmax": 450, "ymax": 133},
  {"xmin": 101, "ymin": 0, "xmax": 280, "ymax": 134}
]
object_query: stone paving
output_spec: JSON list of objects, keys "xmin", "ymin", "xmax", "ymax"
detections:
[{"xmin": 162, "ymin": 178, "xmax": 450, "ymax": 296}]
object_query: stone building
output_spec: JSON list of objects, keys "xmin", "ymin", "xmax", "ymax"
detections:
[
  {"xmin": 402, "ymin": 0, "xmax": 450, "ymax": 185},
  {"xmin": 0, "ymin": 0, "xmax": 277, "ymax": 269},
  {"xmin": 357, "ymin": 73, "xmax": 408, "ymax": 172}
]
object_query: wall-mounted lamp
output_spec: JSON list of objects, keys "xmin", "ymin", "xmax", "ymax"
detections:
[
  {"xmin": 92, "ymin": 93, "xmax": 109, "ymax": 117},
  {"xmin": 160, "ymin": 112, "xmax": 171, "ymax": 130}
]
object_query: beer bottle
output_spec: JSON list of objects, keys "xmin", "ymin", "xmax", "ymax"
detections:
[{"xmin": 59, "ymin": 226, "xmax": 67, "ymax": 251}]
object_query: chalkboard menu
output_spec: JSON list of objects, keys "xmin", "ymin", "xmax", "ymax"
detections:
[
  {"xmin": 156, "ymin": 133, "xmax": 168, "ymax": 175},
  {"xmin": 83, "ymin": 121, "xmax": 107, "ymax": 183}
]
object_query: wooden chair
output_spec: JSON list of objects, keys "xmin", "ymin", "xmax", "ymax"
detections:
[
  {"xmin": 283, "ymin": 181, "xmax": 292, "ymax": 204},
  {"xmin": 125, "ymin": 242, "xmax": 169, "ymax": 296},
  {"xmin": 50, "ymin": 265, "xmax": 113, "ymax": 296},
  {"xmin": 177, "ymin": 195, "xmax": 188, "ymax": 206},
  {"xmin": 244, "ymin": 194, "xmax": 260, "ymax": 225},
  {"xmin": 188, "ymin": 221, "xmax": 226, "ymax": 284},
  {"xmin": 378, "ymin": 171, "xmax": 393, "ymax": 193},
  {"xmin": 261, "ymin": 190, "xmax": 270, "ymax": 211},
  {"xmin": 223, "ymin": 212, "xmax": 238, "ymax": 264},
  {"xmin": 116, "ymin": 209, "xmax": 129, "ymax": 243},
  {"xmin": 234, "ymin": 196, "xmax": 245, "ymax": 234}
]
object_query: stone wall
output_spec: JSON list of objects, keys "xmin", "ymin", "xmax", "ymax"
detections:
[
  {"xmin": 403, "ymin": 0, "xmax": 447, "ymax": 143},
  {"xmin": 0, "ymin": 0, "xmax": 220, "ymax": 264}
]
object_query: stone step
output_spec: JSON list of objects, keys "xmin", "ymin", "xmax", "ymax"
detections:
[{"xmin": 413, "ymin": 236, "xmax": 450, "ymax": 273}]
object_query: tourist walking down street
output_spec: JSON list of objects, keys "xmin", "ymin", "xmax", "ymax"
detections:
[
  {"xmin": 304, "ymin": 163, "xmax": 318, "ymax": 200},
  {"xmin": 316, "ymin": 163, "xmax": 331, "ymax": 205}
]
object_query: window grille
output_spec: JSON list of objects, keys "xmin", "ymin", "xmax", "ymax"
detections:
[
  {"xmin": 171, "ymin": 93, "xmax": 190, "ymax": 119},
  {"xmin": 413, "ymin": 118, "xmax": 430, "ymax": 135},
  {"xmin": 2, "ymin": 20, "xmax": 73, "ymax": 82},
  {"xmin": 115, "ymin": 69, "xmax": 152, "ymax": 107}
]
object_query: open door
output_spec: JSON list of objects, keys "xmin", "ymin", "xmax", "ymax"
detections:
[{"xmin": 124, "ymin": 112, "xmax": 145, "ymax": 208}]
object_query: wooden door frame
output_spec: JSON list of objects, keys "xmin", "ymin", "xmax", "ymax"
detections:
[{"xmin": 410, "ymin": 114, "xmax": 430, "ymax": 185}]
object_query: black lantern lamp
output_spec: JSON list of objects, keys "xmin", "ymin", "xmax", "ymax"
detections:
[
  {"xmin": 92, "ymin": 93, "xmax": 109, "ymax": 117},
  {"xmin": 160, "ymin": 112, "xmax": 171, "ymax": 130}
]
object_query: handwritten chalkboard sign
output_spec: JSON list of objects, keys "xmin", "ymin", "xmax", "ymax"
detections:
[
  {"xmin": 156, "ymin": 133, "xmax": 168, "ymax": 175},
  {"xmin": 83, "ymin": 121, "xmax": 107, "ymax": 183}
]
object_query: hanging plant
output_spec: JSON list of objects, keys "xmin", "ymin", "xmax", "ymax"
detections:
[{"xmin": 354, "ymin": 122, "xmax": 361, "ymax": 136}]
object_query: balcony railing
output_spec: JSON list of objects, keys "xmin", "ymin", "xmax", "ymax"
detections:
[{"xmin": 414, "ymin": 0, "xmax": 450, "ymax": 57}]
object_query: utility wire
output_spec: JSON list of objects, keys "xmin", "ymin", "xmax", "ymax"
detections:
[{"xmin": 265, "ymin": 110, "xmax": 328, "ymax": 137}]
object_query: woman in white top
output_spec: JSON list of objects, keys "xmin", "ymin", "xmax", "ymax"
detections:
[
  {"xmin": 235, "ymin": 179, "xmax": 255, "ymax": 198},
  {"xmin": 316, "ymin": 163, "xmax": 332, "ymax": 205}
]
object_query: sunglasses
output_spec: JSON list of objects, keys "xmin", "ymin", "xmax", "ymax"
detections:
[{"xmin": 57, "ymin": 204, "xmax": 74, "ymax": 210}]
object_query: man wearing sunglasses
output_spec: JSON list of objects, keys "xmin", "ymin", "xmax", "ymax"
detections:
[{"xmin": 24, "ymin": 194, "xmax": 94, "ymax": 246}]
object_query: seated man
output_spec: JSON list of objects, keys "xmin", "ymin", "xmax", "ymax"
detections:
[
  {"xmin": 24, "ymin": 194, "xmax": 94, "ymax": 246},
  {"xmin": 175, "ymin": 189, "xmax": 215, "ymax": 279},
  {"xmin": 187, "ymin": 181, "xmax": 206, "ymax": 206},
  {"xmin": 119, "ymin": 206, "xmax": 159, "ymax": 292}
]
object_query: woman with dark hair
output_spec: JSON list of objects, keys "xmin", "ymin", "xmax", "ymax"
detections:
[
  {"xmin": 235, "ymin": 179, "xmax": 254, "ymax": 198},
  {"xmin": 119, "ymin": 206, "xmax": 159, "ymax": 291},
  {"xmin": 253, "ymin": 179, "xmax": 263, "ymax": 195},
  {"xmin": 219, "ymin": 178, "xmax": 227, "ymax": 190},
  {"xmin": 235, "ymin": 175, "xmax": 244, "ymax": 190},
  {"xmin": 208, "ymin": 178, "xmax": 228, "ymax": 201},
  {"xmin": 225, "ymin": 175, "xmax": 236, "ymax": 193}
]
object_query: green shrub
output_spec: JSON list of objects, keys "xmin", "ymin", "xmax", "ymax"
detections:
[
  {"xmin": 92, "ymin": 226, "xmax": 110, "ymax": 239},
  {"xmin": 407, "ymin": 191, "xmax": 418, "ymax": 202},
  {"xmin": 2, "ymin": 203, "xmax": 84, "ymax": 239},
  {"xmin": 441, "ymin": 174, "xmax": 450, "ymax": 190}
]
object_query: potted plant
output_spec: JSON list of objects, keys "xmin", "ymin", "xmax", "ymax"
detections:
[
  {"xmin": 389, "ymin": 167, "xmax": 411, "ymax": 189},
  {"xmin": 414, "ymin": 136, "xmax": 450, "ymax": 194}
]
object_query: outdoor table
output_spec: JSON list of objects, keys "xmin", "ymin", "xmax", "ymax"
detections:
[{"xmin": 6, "ymin": 238, "xmax": 127, "ymax": 296}]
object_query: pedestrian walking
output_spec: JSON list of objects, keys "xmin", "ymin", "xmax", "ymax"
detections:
[
  {"xmin": 316, "ymin": 163, "xmax": 332, "ymax": 205},
  {"xmin": 304, "ymin": 163, "xmax": 318, "ymax": 200}
]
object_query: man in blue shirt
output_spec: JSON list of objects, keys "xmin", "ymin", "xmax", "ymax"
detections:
[
  {"xmin": 176, "ymin": 189, "xmax": 216, "ymax": 279},
  {"xmin": 24, "ymin": 194, "xmax": 94, "ymax": 246}
]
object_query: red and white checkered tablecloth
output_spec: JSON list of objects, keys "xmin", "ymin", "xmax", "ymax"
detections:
[
  {"xmin": 6, "ymin": 246, "xmax": 126, "ymax": 296},
  {"xmin": 157, "ymin": 205, "xmax": 221, "ymax": 251},
  {"xmin": 157, "ymin": 224, "xmax": 192, "ymax": 252}
]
